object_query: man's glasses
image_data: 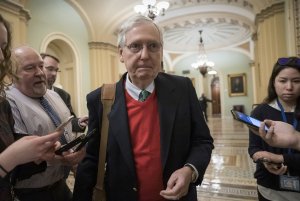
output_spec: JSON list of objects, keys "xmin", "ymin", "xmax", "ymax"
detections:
[
  {"xmin": 277, "ymin": 57, "xmax": 300, "ymax": 67},
  {"xmin": 45, "ymin": 67, "xmax": 61, "ymax": 73},
  {"xmin": 125, "ymin": 42, "xmax": 161, "ymax": 53}
]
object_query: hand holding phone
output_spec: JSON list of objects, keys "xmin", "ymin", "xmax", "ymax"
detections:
[
  {"xmin": 55, "ymin": 115, "xmax": 74, "ymax": 131},
  {"xmin": 255, "ymin": 157, "xmax": 282, "ymax": 169},
  {"xmin": 55, "ymin": 135, "xmax": 85, "ymax": 155},
  {"xmin": 54, "ymin": 129, "xmax": 96, "ymax": 155}
]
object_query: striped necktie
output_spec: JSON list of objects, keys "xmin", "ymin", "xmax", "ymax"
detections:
[
  {"xmin": 138, "ymin": 90, "xmax": 151, "ymax": 102},
  {"xmin": 40, "ymin": 97, "xmax": 68, "ymax": 144}
]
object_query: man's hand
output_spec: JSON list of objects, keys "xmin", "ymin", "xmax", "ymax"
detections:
[
  {"xmin": 78, "ymin": 116, "xmax": 88, "ymax": 128},
  {"xmin": 258, "ymin": 120, "xmax": 299, "ymax": 149},
  {"xmin": 160, "ymin": 166, "xmax": 193, "ymax": 200}
]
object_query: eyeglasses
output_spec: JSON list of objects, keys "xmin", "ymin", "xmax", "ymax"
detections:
[
  {"xmin": 277, "ymin": 57, "xmax": 300, "ymax": 67},
  {"xmin": 125, "ymin": 42, "xmax": 161, "ymax": 53},
  {"xmin": 45, "ymin": 67, "xmax": 61, "ymax": 73}
]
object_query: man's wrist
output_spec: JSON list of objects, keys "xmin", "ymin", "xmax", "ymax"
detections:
[{"xmin": 184, "ymin": 163, "xmax": 198, "ymax": 183}]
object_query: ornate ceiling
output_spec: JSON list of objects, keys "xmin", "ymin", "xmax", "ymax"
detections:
[
  {"xmin": 67, "ymin": 0, "xmax": 283, "ymax": 71},
  {"xmin": 161, "ymin": 13, "xmax": 252, "ymax": 53},
  {"xmin": 1, "ymin": 0, "xmax": 284, "ymax": 72},
  {"xmin": 68, "ymin": 0, "xmax": 281, "ymax": 51}
]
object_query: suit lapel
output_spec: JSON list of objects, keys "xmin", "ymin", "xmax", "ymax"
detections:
[
  {"xmin": 108, "ymin": 79, "xmax": 136, "ymax": 178},
  {"xmin": 108, "ymin": 74, "xmax": 180, "ymax": 178},
  {"xmin": 155, "ymin": 74, "xmax": 179, "ymax": 170}
]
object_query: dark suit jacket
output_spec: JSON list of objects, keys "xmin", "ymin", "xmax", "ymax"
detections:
[
  {"xmin": 53, "ymin": 86, "xmax": 85, "ymax": 133},
  {"xmin": 73, "ymin": 73, "xmax": 214, "ymax": 201}
]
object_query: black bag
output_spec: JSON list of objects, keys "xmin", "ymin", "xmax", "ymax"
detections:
[{"xmin": 14, "ymin": 161, "xmax": 47, "ymax": 181}]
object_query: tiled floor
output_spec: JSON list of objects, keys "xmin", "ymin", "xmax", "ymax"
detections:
[
  {"xmin": 67, "ymin": 115, "xmax": 258, "ymax": 200},
  {"xmin": 197, "ymin": 116, "xmax": 258, "ymax": 201}
]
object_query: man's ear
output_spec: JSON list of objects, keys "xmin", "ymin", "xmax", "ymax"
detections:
[{"xmin": 119, "ymin": 48, "xmax": 124, "ymax": 63}]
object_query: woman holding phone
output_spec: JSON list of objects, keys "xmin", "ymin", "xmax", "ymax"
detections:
[
  {"xmin": 248, "ymin": 57, "xmax": 300, "ymax": 201},
  {"xmin": 0, "ymin": 14, "xmax": 62, "ymax": 200}
]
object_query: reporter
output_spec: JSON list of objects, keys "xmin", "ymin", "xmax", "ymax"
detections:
[
  {"xmin": 0, "ymin": 14, "xmax": 62, "ymax": 200},
  {"xmin": 257, "ymin": 120, "xmax": 300, "ymax": 151},
  {"xmin": 248, "ymin": 57, "xmax": 300, "ymax": 201}
]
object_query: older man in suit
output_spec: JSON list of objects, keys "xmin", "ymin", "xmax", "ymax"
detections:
[{"xmin": 73, "ymin": 15, "xmax": 214, "ymax": 201}]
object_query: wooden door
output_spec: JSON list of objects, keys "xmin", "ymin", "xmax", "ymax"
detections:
[{"xmin": 211, "ymin": 76, "xmax": 221, "ymax": 114}]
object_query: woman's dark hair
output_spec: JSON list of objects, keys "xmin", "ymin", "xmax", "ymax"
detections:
[
  {"xmin": 0, "ymin": 14, "xmax": 14, "ymax": 98},
  {"xmin": 264, "ymin": 57, "xmax": 300, "ymax": 119}
]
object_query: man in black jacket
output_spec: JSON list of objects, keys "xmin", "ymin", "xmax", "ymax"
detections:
[
  {"xmin": 73, "ymin": 15, "xmax": 213, "ymax": 201},
  {"xmin": 41, "ymin": 53, "xmax": 88, "ymax": 133}
]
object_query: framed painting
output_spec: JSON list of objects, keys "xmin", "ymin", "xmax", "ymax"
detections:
[{"xmin": 228, "ymin": 73, "xmax": 247, "ymax": 96}]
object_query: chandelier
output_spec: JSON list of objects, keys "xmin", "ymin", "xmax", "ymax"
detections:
[
  {"xmin": 134, "ymin": 0, "xmax": 170, "ymax": 20},
  {"xmin": 191, "ymin": 30, "xmax": 217, "ymax": 76}
]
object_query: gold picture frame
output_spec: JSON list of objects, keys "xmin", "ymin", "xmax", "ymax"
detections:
[{"xmin": 228, "ymin": 73, "xmax": 247, "ymax": 96}]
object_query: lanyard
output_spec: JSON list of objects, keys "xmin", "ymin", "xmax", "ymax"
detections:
[
  {"xmin": 276, "ymin": 99, "xmax": 298, "ymax": 128},
  {"xmin": 276, "ymin": 99, "xmax": 298, "ymax": 153}
]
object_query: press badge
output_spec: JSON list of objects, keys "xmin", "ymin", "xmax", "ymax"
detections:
[{"xmin": 279, "ymin": 175, "xmax": 300, "ymax": 192}]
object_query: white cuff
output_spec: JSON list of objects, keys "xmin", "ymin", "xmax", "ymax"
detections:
[{"xmin": 184, "ymin": 163, "xmax": 199, "ymax": 183}]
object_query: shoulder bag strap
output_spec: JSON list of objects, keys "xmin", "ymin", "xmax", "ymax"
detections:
[{"xmin": 93, "ymin": 83, "xmax": 116, "ymax": 201}]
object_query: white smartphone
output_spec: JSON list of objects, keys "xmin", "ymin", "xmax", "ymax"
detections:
[{"xmin": 55, "ymin": 115, "xmax": 74, "ymax": 131}]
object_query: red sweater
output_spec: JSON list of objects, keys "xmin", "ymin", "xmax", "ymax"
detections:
[{"xmin": 126, "ymin": 90, "xmax": 165, "ymax": 201}]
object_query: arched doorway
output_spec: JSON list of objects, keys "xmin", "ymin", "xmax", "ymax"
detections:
[{"xmin": 211, "ymin": 76, "xmax": 221, "ymax": 115}]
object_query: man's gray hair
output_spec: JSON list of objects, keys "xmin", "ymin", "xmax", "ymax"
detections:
[{"xmin": 117, "ymin": 15, "xmax": 164, "ymax": 48}]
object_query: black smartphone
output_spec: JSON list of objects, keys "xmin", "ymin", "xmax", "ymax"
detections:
[
  {"xmin": 231, "ymin": 110, "xmax": 269, "ymax": 131},
  {"xmin": 73, "ymin": 129, "xmax": 96, "ymax": 152},
  {"xmin": 55, "ymin": 115, "xmax": 74, "ymax": 131},
  {"xmin": 55, "ymin": 135, "xmax": 85, "ymax": 155}
]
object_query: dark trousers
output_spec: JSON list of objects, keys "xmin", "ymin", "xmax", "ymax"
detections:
[{"xmin": 15, "ymin": 179, "xmax": 72, "ymax": 201}]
